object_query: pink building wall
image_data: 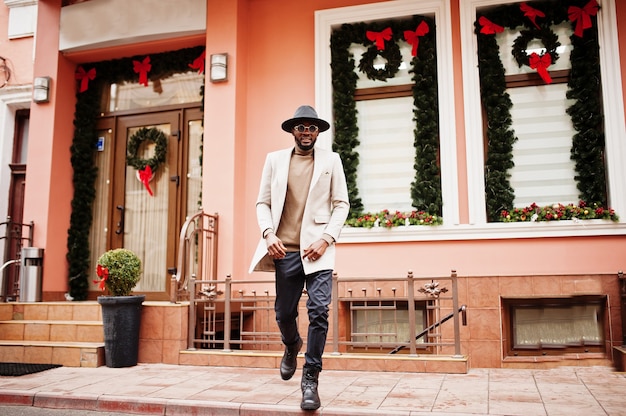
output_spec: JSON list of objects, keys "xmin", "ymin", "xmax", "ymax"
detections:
[
  {"xmin": 14, "ymin": 0, "xmax": 626, "ymax": 306},
  {"xmin": 233, "ymin": 0, "xmax": 626, "ymax": 282},
  {"xmin": 0, "ymin": 5, "xmax": 33, "ymax": 86}
]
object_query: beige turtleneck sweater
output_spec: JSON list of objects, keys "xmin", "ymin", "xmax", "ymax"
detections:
[{"xmin": 276, "ymin": 148, "xmax": 314, "ymax": 252}]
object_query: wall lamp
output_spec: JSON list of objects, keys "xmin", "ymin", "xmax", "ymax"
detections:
[
  {"xmin": 209, "ymin": 53, "xmax": 228, "ymax": 83},
  {"xmin": 33, "ymin": 76, "xmax": 51, "ymax": 103}
]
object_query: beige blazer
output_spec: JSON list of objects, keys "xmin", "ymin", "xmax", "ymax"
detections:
[{"xmin": 248, "ymin": 146, "xmax": 350, "ymax": 275}]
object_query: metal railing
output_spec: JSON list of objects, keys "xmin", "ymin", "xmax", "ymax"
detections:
[
  {"xmin": 170, "ymin": 211, "xmax": 218, "ymax": 303},
  {"xmin": 0, "ymin": 217, "xmax": 34, "ymax": 301},
  {"xmin": 185, "ymin": 270, "xmax": 466, "ymax": 356},
  {"xmin": 187, "ymin": 275, "xmax": 281, "ymax": 351},
  {"xmin": 332, "ymin": 270, "xmax": 464, "ymax": 356}
]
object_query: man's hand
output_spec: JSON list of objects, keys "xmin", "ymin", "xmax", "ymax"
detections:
[
  {"xmin": 265, "ymin": 233, "xmax": 287, "ymax": 259},
  {"xmin": 303, "ymin": 239, "xmax": 329, "ymax": 262}
]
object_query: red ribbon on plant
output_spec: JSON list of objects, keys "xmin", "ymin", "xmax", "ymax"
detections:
[
  {"xmin": 133, "ymin": 56, "xmax": 152, "ymax": 86},
  {"xmin": 520, "ymin": 2, "xmax": 545, "ymax": 30},
  {"xmin": 404, "ymin": 21, "xmax": 429, "ymax": 57},
  {"xmin": 568, "ymin": 0, "xmax": 598, "ymax": 38},
  {"xmin": 529, "ymin": 52, "xmax": 552, "ymax": 84},
  {"xmin": 478, "ymin": 16, "xmax": 504, "ymax": 35},
  {"xmin": 189, "ymin": 50, "xmax": 206, "ymax": 74},
  {"xmin": 94, "ymin": 264, "xmax": 109, "ymax": 291},
  {"xmin": 366, "ymin": 27, "xmax": 392, "ymax": 51},
  {"xmin": 75, "ymin": 66, "xmax": 96, "ymax": 93},
  {"xmin": 139, "ymin": 165, "xmax": 154, "ymax": 196}
]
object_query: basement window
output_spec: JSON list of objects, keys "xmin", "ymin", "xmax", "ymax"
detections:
[
  {"xmin": 350, "ymin": 300, "xmax": 427, "ymax": 351},
  {"xmin": 503, "ymin": 296, "xmax": 606, "ymax": 356}
]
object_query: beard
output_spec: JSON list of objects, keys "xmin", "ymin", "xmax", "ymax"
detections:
[{"xmin": 295, "ymin": 136, "xmax": 316, "ymax": 151}]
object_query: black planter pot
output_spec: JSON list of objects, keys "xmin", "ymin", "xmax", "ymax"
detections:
[{"xmin": 97, "ymin": 295, "xmax": 145, "ymax": 368}]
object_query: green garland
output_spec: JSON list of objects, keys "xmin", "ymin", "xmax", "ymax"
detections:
[
  {"xmin": 126, "ymin": 127, "xmax": 168, "ymax": 172},
  {"xmin": 357, "ymin": 43, "xmax": 402, "ymax": 81},
  {"xmin": 475, "ymin": 0, "xmax": 605, "ymax": 221},
  {"xmin": 330, "ymin": 15, "xmax": 441, "ymax": 218},
  {"xmin": 408, "ymin": 17, "xmax": 441, "ymax": 216},
  {"xmin": 67, "ymin": 46, "xmax": 205, "ymax": 301}
]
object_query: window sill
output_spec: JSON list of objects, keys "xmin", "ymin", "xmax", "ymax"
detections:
[
  {"xmin": 503, "ymin": 352, "xmax": 607, "ymax": 363},
  {"xmin": 338, "ymin": 220, "xmax": 626, "ymax": 243}
]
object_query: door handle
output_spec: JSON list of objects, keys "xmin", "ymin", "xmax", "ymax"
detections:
[{"xmin": 115, "ymin": 205, "xmax": 125, "ymax": 235}]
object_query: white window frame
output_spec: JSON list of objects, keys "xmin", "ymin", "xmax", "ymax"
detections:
[
  {"xmin": 456, "ymin": 0, "xmax": 626, "ymax": 237},
  {"xmin": 316, "ymin": 0, "xmax": 626, "ymax": 243},
  {"xmin": 315, "ymin": 0, "xmax": 459, "ymax": 243},
  {"xmin": 4, "ymin": 0, "xmax": 38, "ymax": 39}
]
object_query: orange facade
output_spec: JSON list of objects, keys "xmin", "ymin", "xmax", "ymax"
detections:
[{"xmin": 1, "ymin": 0, "xmax": 625, "ymax": 368}]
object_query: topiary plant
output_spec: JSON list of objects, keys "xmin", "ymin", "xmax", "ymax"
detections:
[{"xmin": 94, "ymin": 248, "xmax": 142, "ymax": 297}]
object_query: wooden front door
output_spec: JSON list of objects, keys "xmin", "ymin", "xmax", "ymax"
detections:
[
  {"xmin": 111, "ymin": 112, "xmax": 180, "ymax": 299},
  {"xmin": 92, "ymin": 107, "xmax": 203, "ymax": 301}
]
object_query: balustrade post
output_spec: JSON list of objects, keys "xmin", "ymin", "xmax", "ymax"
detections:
[
  {"xmin": 451, "ymin": 270, "xmax": 462, "ymax": 357},
  {"xmin": 223, "ymin": 275, "xmax": 232, "ymax": 352},
  {"xmin": 187, "ymin": 274, "xmax": 197, "ymax": 350},
  {"xmin": 169, "ymin": 273, "xmax": 177, "ymax": 304},
  {"xmin": 407, "ymin": 270, "xmax": 417, "ymax": 355}
]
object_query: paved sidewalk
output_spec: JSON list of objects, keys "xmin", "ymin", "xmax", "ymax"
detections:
[{"xmin": 0, "ymin": 364, "xmax": 625, "ymax": 415}]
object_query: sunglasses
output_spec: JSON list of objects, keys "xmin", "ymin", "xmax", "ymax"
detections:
[{"xmin": 294, "ymin": 124, "xmax": 319, "ymax": 133}]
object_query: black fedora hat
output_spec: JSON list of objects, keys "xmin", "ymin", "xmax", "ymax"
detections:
[{"xmin": 281, "ymin": 105, "xmax": 330, "ymax": 133}]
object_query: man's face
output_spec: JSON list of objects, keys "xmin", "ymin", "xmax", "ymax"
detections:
[{"xmin": 292, "ymin": 122, "xmax": 319, "ymax": 151}]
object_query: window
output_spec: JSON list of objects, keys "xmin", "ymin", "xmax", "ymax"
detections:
[
  {"xmin": 316, "ymin": 0, "xmax": 459, "ymax": 232},
  {"xmin": 318, "ymin": 0, "xmax": 626, "ymax": 243},
  {"xmin": 503, "ymin": 296, "xmax": 606, "ymax": 356},
  {"xmin": 5, "ymin": 0, "xmax": 37, "ymax": 39},
  {"xmin": 101, "ymin": 72, "xmax": 204, "ymax": 113},
  {"xmin": 499, "ymin": 23, "xmax": 579, "ymax": 207},
  {"xmin": 461, "ymin": 0, "xmax": 626, "ymax": 228},
  {"xmin": 349, "ymin": 40, "xmax": 416, "ymax": 213},
  {"xmin": 355, "ymin": 81, "xmax": 418, "ymax": 213},
  {"xmin": 350, "ymin": 300, "xmax": 426, "ymax": 350}
]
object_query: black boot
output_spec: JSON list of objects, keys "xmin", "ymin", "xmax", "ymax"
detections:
[
  {"xmin": 300, "ymin": 366, "xmax": 321, "ymax": 410},
  {"xmin": 280, "ymin": 338, "xmax": 302, "ymax": 380}
]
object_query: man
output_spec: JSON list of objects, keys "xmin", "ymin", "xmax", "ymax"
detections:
[{"xmin": 249, "ymin": 105, "xmax": 350, "ymax": 410}]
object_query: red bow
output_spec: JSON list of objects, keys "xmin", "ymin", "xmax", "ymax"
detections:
[
  {"xmin": 139, "ymin": 165, "xmax": 154, "ymax": 196},
  {"xmin": 520, "ymin": 2, "xmax": 545, "ymax": 30},
  {"xmin": 404, "ymin": 21, "xmax": 429, "ymax": 57},
  {"xmin": 568, "ymin": 0, "xmax": 599, "ymax": 38},
  {"xmin": 75, "ymin": 66, "xmax": 96, "ymax": 93},
  {"xmin": 478, "ymin": 16, "xmax": 504, "ymax": 35},
  {"xmin": 133, "ymin": 56, "xmax": 152, "ymax": 86},
  {"xmin": 366, "ymin": 27, "xmax": 392, "ymax": 51},
  {"xmin": 189, "ymin": 51, "xmax": 206, "ymax": 74},
  {"xmin": 94, "ymin": 264, "xmax": 109, "ymax": 291},
  {"xmin": 529, "ymin": 52, "xmax": 552, "ymax": 84}
]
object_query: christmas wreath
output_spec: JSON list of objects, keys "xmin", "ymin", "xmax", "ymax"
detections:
[
  {"xmin": 357, "ymin": 42, "xmax": 402, "ymax": 82},
  {"xmin": 126, "ymin": 127, "xmax": 168, "ymax": 172},
  {"xmin": 511, "ymin": 27, "xmax": 560, "ymax": 68}
]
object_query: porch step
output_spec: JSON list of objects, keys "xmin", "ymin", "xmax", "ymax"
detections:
[
  {"xmin": 0, "ymin": 301, "xmax": 102, "ymax": 322},
  {"xmin": 0, "ymin": 302, "xmax": 105, "ymax": 367},
  {"xmin": 179, "ymin": 350, "xmax": 470, "ymax": 374},
  {"xmin": 0, "ymin": 320, "xmax": 103, "ymax": 343},
  {"xmin": 0, "ymin": 339, "xmax": 105, "ymax": 367}
]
